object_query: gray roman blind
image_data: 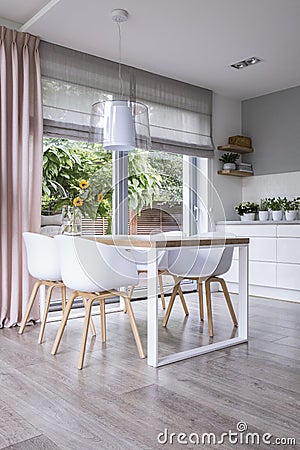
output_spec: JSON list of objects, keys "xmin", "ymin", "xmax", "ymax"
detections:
[{"xmin": 40, "ymin": 41, "xmax": 214, "ymax": 156}]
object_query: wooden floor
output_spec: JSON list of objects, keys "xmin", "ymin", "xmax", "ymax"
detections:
[{"xmin": 0, "ymin": 292, "xmax": 299, "ymax": 450}]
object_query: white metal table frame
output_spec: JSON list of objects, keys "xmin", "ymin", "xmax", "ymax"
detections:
[
  {"xmin": 146, "ymin": 237, "xmax": 249, "ymax": 367},
  {"xmin": 93, "ymin": 235, "xmax": 249, "ymax": 368}
]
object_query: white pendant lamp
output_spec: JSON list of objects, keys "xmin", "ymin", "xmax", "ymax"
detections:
[{"xmin": 89, "ymin": 9, "xmax": 151, "ymax": 152}]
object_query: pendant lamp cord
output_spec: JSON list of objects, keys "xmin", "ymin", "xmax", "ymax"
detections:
[{"xmin": 117, "ymin": 21, "xmax": 124, "ymax": 99}]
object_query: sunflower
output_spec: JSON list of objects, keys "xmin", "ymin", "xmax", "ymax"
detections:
[
  {"xmin": 73, "ymin": 196, "xmax": 83, "ymax": 207},
  {"xmin": 97, "ymin": 193, "xmax": 104, "ymax": 203},
  {"xmin": 79, "ymin": 180, "xmax": 90, "ymax": 189}
]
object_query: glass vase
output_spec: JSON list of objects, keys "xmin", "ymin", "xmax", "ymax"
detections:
[{"xmin": 61, "ymin": 206, "xmax": 82, "ymax": 235}]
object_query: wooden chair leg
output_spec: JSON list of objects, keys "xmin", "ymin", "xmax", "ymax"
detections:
[
  {"xmin": 125, "ymin": 286, "xmax": 135, "ymax": 314},
  {"xmin": 38, "ymin": 284, "xmax": 56, "ymax": 344},
  {"xmin": 205, "ymin": 279, "xmax": 214, "ymax": 337},
  {"xmin": 61, "ymin": 285, "xmax": 66, "ymax": 311},
  {"xmin": 177, "ymin": 285, "xmax": 189, "ymax": 316},
  {"xmin": 122, "ymin": 295, "xmax": 145, "ymax": 359},
  {"xmin": 162, "ymin": 283, "xmax": 180, "ymax": 327},
  {"xmin": 19, "ymin": 280, "xmax": 42, "ymax": 334},
  {"xmin": 198, "ymin": 281, "xmax": 204, "ymax": 321},
  {"xmin": 218, "ymin": 277, "xmax": 238, "ymax": 327},
  {"xmin": 171, "ymin": 275, "xmax": 188, "ymax": 316},
  {"xmin": 100, "ymin": 299, "xmax": 106, "ymax": 342},
  {"xmin": 158, "ymin": 273, "xmax": 166, "ymax": 310},
  {"xmin": 78, "ymin": 298, "xmax": 93, "ymax": 370},
  {"xmin": 82, "ymin": 297, "xmax": 96, "ymax": 336},
  {"xmin": 51, "ymin": 292, "xmax": 77, "ymax": 355}
]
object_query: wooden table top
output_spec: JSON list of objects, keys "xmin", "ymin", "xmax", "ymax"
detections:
[{"xmin": 88, "ymin": 235, "xmax": 250, "ymax": 248}]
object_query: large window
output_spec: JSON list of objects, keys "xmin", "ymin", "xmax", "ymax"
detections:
[
  {"xmin": 40, "ymin": 40, "xmax": 213, "ymax": 237},
  {"xmin": 41, "ymin": 139, "xmax": 188, "ymax": 236}
]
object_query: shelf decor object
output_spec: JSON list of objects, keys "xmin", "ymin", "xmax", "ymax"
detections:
[
  {"xmin": 89, "ymin": 9, "xmax": 151, "ymax": 152},
  {"xmin": 228, "ymin": 135, "xmax": 252, "ymax": 148},
  {"xmin": 217, "ymin": 135, "xmax": 254, "ymax": 176}
]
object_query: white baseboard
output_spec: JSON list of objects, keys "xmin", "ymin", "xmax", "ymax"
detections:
[{"xmin": 226, "ymin": 282, "xmax": 300, "ymax": 303}]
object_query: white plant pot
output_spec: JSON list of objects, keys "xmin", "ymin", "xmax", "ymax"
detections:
[
  {"xmin": 223, "ymin": 163, "xmax": 236, "ymax": 170},
  {"xmin": 241, "ymin": 213, "xmax": 256, "ymax": 221},
  {"xmin": 285, "ymin": 210, "xmax": 297, "ymax": 221},
  {"xmin": 272, "ymin": 210, "xmax": 283, "ymax": 221},
  {"xmin": 258, "ymin": 211, "xmax": 269, "ymax": 221}
]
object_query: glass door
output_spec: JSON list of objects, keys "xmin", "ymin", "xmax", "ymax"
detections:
[{"xmin": 128, "ymin": 150, "xmax": 183, "ymax": 235}]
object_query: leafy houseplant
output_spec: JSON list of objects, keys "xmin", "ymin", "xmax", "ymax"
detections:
[
  {"xmin": 235, "ymin": 201, "xmax": 259, "ymax": 221},
  {"xmin": 281, "ymin": 197, "xmax": 300, "ymax": 221},
  {"xmin": 219, "ymin": 152, "xmax": 240, "ymax": 170},
  {"xmin": 267, "ymin": 197, "xmax": 283, "ymax": 211},
  {"xmin": 259, "ymin": 198, "xmax": 269, "ymax": 211},
  {"xmin": 258, "ymin": 198, "xmax": 269, "ymax": 221},
  {"xmin": 267, "ymin": 197, "xmax": 284, "ymax": 221},
  {"xmin": 281, "ymin": 197, "xmax": 299, "ymax": 211}
]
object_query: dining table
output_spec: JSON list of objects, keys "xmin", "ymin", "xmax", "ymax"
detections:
[{"xmin": 93, "ymin": 234, "xmax": 250, "ymax": 368}]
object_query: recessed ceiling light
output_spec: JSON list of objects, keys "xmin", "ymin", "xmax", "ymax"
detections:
[
  {"xmin": 245, "ymin": 56, "xmax": 261, "ymax": 65},
  {"xmin": 231, "ymin": 61, "xmax": 248, "ymax": 70},
  {"xmin": 230, "ymin": 56, "xmax": 262, "ymax": 69}
]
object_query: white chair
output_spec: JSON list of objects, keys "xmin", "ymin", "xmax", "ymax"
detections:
[
  {"xmin": 19, "ymin": 232, "xmax": 96, "ymax": 343},
  {"xmin": 19, "ymin": 232, "xmax": 66, "ymax": 343},
  {"xmin": 162, "ymin": 233, "xmax": 238, "ymax": 337},
  {"xmin": 127, "ymin": 247, "xmax": 167, "ymax": 309},
  {"xmin": 51, "ymin": 236, "xmax": 145, "ymax": 369},
  {"xmin": 128, "ymin": 231, "xmax": 188, "ymax": 314}
]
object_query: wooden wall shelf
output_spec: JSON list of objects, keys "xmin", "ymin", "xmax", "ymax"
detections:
[
  {"xmin": 217, "ymin": 169, "xmax": 253, "ymax": 177},
  {"xmin": 217, "ymin": 144, "xmax": 253, "ymax": 154}
]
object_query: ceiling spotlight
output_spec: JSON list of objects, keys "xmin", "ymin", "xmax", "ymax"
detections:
[
  {"xmin": 230, "ymin": 56, "xmax": 262, "ymax": 69},
  {"xmin": 231, "ymin": 62, "xmax": 248, "ymax": 70},
  {"xmin": 245, "ymin": 56, "xmax": 261, "ymax": 65}
]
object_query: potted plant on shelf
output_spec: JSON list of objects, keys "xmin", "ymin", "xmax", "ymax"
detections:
[
  {"xmin": 258, "ymin": 198, "xmax": 270, "ymax": 221},
  {"xmin": 282, "ymin": 197, "xmax": 299, "ymax": 221},
  {"xmin": 268, "ymin": 197, "xmax": 284, "ymax": 221},
  {"xmin": 235, "ymin": 201, "xmax": 259, "ymax": 221},
  {"xmin": 219, "ymin": 152, "xmax": 240, "ymax": 170}
]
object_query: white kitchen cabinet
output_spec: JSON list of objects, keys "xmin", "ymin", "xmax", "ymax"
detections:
[
  {"xmin": 276, "ymin": 263, "xmax": 300, "ymax": 290},
  {"xmin": 216, "ymin": 221, "xmax": 300, "ymax": 302},
  {"xmin": 224, "ymin": 260, "xmax": 276, "ymax": 287},
  {"xmin": 277, "ymin": 238, "xmax": 300, "ymax": 264}
]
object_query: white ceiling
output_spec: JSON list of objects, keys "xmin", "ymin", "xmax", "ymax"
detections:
[{"xmin": 1, "ymin": 0, "xmax": 300, "ymax": 100}]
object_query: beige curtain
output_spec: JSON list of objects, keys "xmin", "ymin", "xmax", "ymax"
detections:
[{"xmin": 0, "ymin": 27, "xmax": 43, "ymax": 327}]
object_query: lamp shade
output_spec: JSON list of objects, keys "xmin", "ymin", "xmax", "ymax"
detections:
[{"xmin": 89, "ymin": 100, "xmax": 151, "ymax": 152}]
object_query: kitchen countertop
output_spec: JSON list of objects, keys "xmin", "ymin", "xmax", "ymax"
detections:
[{"xmin": 217, "ymin": 220, "xmax": 300, "ymax": 225}]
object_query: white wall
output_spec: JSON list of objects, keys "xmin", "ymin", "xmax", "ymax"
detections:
[
  {"xmin": 242, "ymin": 171, "xmax": 300, "ymax": 203},
  {"xmin": 210, "ymin": 93, "xmax": 242, "ymax": 224}
]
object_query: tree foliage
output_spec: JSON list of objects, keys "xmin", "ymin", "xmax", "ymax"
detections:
[
  {"xmin": 149, "ymin": 151, "xmax": 182, "ymax": 206},
  {"xmin": 42, "ymin": 138, "xmax": 164, "ymax": 216}
]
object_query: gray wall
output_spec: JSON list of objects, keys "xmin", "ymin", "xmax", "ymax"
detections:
[
  {"xmin": 242, "ymin": 86, "xmax": 300, "ymax": 175},
  {"xmin": 212, "ymin": 93, "xmax": 242, "ymax": 222}
]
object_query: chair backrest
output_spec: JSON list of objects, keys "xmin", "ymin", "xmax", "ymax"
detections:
[
  {"xmin": 155, "ymin": 231, "xmax": 186, "ymax": 270},
  {"xmin": 129, "ymin": 248, "xmax": 165, "ymax": 272},
  {"xmin": 129, "ymin": 231, "xmax": 185, "ymax": 271},
  {"xmin": 210, "ymin": 233, "xmax": 236, "ymax": 277},
  {"xmin": 167, "ymin": 232, "xmax": 232, "ymax": 279},
  {"xmin": 210, "ymin": 247, "xmax": 233, "ymax": 276},
  {"xmin": 54, "ymin": 236, "xmax": 139, "ymax": 292},
  {"xmin": 23, "ymin": 232, "xmax": 61, "ymax": 281}
]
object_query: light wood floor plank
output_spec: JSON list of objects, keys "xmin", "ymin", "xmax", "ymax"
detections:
[
  {"xmin": 1, "ymin": 435, "xmax": 62, "ymax": 450},
  {"xmin": 0, "ymin": 294, "xmax": 299, "ymax": 449}
]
